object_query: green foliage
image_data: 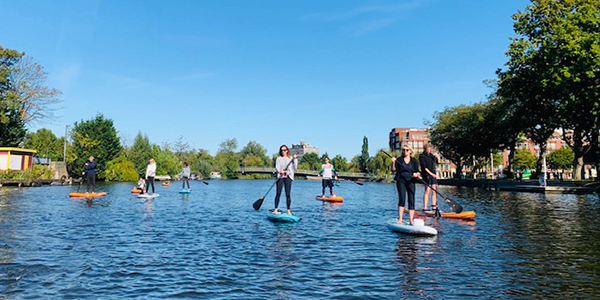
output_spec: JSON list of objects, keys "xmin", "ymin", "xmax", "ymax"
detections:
[
  {"xmin": 513, "ymin": 149, "xmax": 537, "ymax": 170},
  {"xmin": 331, "ymin": 155, "xmax": 348, "ymax": 172},
  {"xmin": 0, "ymin": 47, "xmax": 26, "ymax": 146},
  {"xmin": 547, "ymin": 147, "xmax": 574, "ymax": 170},
  {"xmin": 497, "ymin": 0, "xmax": 600, "ymax": 179},
  {"xmin": 348, "ymin": 155, "xmax": 361, "ymax": 172},
  {"xmin": 23, "ymin": 128, "xmax": 62, "ymax": 160},
  {"xmin": 191, "ymin": 159, "xmax": 212, "ymax": 179},
  {"xmin": 299, "ymin": 152, "xmax": 320, "ymax": 170},
  {"xmin": 367, "ymin": 150, "xmax": 394, "ymax": 176},
  {"xmin": 0, "ymin": 165, "xmax": 52, "ymax": 180},
  {"xmin": 214, "ymin": 139, "xmax": 241, "ymax": 179},
  {"xmin": 219, "ymin": 138, "xmax": 238, "ymax": 153},
  {"xmin": 152, "ymin": 144, "xmax": 180, "ymax": 176},
  {"xmin": 68, "ymin": 114, "xmax": 121, "ymax": 179},
  {"xmin": 358, "ymin": 136, "xmax": 370, "ymax": 173},
  {"xmin": 105, "ymin": 155, "xmax": 138, "ymax": 181},
  {"xmin": 240, "ymin": 141, "xmax": 269, "ymax": 166},
  {"xmin": 128, "ymin": 132, "xmax": 152, "ymax": 175}
]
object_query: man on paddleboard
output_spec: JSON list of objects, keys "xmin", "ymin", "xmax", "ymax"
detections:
[
  {"xmin": 419, "ymin": 144, "xmax": 440, "ymax": 212},
  {"xmin": 319, "ymin": 157, "xmax": 338, "ymax": 197},
  {"xmin": 82, "ymin": 156, "xmax": 97, "ymax": 193}
]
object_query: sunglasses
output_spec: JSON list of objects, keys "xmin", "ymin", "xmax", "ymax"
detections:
[{"xmin": 282, "ymin": 149, "xmax": 289, "ymax": 152}]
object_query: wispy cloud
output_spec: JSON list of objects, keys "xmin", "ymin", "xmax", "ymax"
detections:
[{"xmin": 301, "ymin": 1, "xmax": 430, "ymax": 35}]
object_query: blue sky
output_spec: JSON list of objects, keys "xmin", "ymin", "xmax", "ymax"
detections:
[{"xmin": 1, "ymin": 0, "xmax": 530, "ymax": 158}]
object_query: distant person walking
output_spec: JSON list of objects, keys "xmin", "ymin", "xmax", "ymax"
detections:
[
  {"xmin": 181, "ymin": 162, "xmax": 191, "ymax": 191},
  {"xmin": 391, "ymin": 145, "xmax": 421, "ymax": 225},
  {"xmin": 320, "ymin": 157, "xmax": 338, "ymax": 197},
  {"xmin": 145, "ymin": 158, "xmax": 157, "ymax": 195},
  {"xmin": 82, "ymin": 156, "xmax": 97, "ymax": 193},
  {"xmin": 273, "ymin": 145, "xmax": 298, "ymax": 215},
  {"xmin": 419, "ymin": 144, "xmax": 440, "ymax": 212}
]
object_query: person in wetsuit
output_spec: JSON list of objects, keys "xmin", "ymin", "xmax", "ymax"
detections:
[{"xmin": 82, "ymin": 156, "xmax": 97, "ymax": 193}]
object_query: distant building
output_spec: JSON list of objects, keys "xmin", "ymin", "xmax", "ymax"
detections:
[
  {"xmin": 0, "ymin": 147, "xmax": 37, "ymax": 171},
  {"xmin": 290, "ymin": 141, "xmax": 319, "ymax": 159},
  {"xmin": 389, "ymin": 128, "xmax": 453, "ymax": 178}
]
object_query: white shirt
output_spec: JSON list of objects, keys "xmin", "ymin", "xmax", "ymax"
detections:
[{"xmin": 146, "ymin": 163, "xmax": 156, "ymax": 178}]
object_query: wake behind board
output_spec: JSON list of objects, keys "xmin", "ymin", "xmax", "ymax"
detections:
[
  {"xmin": 416, "ymin": 210, "xmax": 476, "ymax": 220},
  {"xmin": 387, "ymin": 219, "xmax": 438, "ymax": 236},
  {"xmin": 70, "ymin": 192, "xmax": 107, "ymax": 198},
  {"xmin": 138, "ymin": 193, "xmax": 160, "ymax": 199},
  {"xmin": 179, "ymin": 190, "xmax": 192, "ymax": 194},
  {"xmin": 267, "ymin": 211, "xmax": 300, "ymax": 223},
  {"xmin": 315, "ymin": 195, "xmax": 343, "ymax": 202}
]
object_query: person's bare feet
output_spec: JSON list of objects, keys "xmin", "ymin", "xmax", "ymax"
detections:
[
  {"xmin": 272, "ymin": 208, "xmax": 280, "ymax": 214},
  {"xmin": 286, "ymin": 210, "xmax": 292, "ymax": 215}
]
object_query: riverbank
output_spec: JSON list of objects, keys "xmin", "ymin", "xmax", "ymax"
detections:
[{"xmin": 438, "ymin": 178, "xmax": 599, "ymax": 194}]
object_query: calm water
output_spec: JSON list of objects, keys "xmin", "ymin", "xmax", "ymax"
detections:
[{"xmin": 0, "ymin": 180, "xmax": 598, "ymax": 299}]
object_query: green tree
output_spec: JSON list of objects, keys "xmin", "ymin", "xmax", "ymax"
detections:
[
  {"xmin": 152, "ymin": 144, "xmax": 181, "ymax": 177},
  {"xmin": 219, "ymin": 138, "xmax": 238, "ymax": 153},
  {"xmin": 367, "ymin": 150, "xmax": 394, "ymax": 176},
  {"xmin": 358, "ymin": 136, "xmax": 370, "ymax": 173},
  {"xmin": 23, "ymin": 128, "xmax": 62, "ymax": 160},
  {"xmin": 547, "ymin": 147, "xmax": 574, "ymax": 170},
  {"xmin": 240, "ymin": 141, "xmax": 269, "ymax": 166},
  {"xmin": 128, "ymin": 132, "xmax": 152, "ymax": 175},
  {"xmin": 105, "ymin": 155, "xmax": 138, "ymax": 181},
  {"xmin": 214, "ymin": 138, "xmax": 240, "ymax": 179},
  {"xmin": 513, "ymin": 149, "xmax": 537, "ymax": 170},
  {"xmin": 68, "ymin": 114, "xmax": 121, "ymax": 179},
  {"xmin": 498, "ymin": 0, "xmax": 600, "ymax": 179},
  {"xmin": 0, "ymin": 47, "xmax": 26, "ymax": 146},
  {"xmin": 299, "ymin": 152, "xmax": 320, "ymax": 170},
  {"xmin": 331, "ymin": 155, "xmax": 348, "ymax": 172}
]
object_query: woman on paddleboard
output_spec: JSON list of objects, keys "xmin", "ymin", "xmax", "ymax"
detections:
[
  {"xmin": 273, "ymin": 145, "xmax": 298, "ymax": 215},
  {"xmin": 320, "ymin": 157, "xmax": 338, "ymax": 197},
  {"xmin": 391, "ymin": 145, "xmax": 420, "ymax": 225},
  {"xmin": 145, "ymin": 158, "xmax": 157, "ymax": 195},
  {"xmin": 82, "ymin": 156, "xmax": 97, "ymax": 193}
]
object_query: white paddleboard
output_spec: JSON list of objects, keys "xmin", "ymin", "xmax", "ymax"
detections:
[
  {"xmin": 387, "ymin": 219, "xmax": 438, "ymax": 236},
  {"xmin": 138, "ymin": 193, "xmax": 160, "ymax": 199}
]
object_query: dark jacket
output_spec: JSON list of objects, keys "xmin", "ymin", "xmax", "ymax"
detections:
[
  {"xmin": 419, "ymin": 152, "xmax": 437, "ymax": 178},
  {"xmin": 84, "ymin": 161, "xmax": 97, "ymax": 176},
  {"xmin": 394, "ymin": 157, "xmax": 420, "ymax": 182}
]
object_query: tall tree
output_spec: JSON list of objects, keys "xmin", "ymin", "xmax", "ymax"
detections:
[
  {"xmin": 128, "ymin": 132, "xmax": 153, "ymax": 175},
  {"xmin": 68, "ymin": 114, "xmax": 121, "ymax": 179},
  {"xmin": 23, "ymin": 128, "xmax": 62, "ymax": 160},
  {"xmin": 240, "ymin": 141, "xmax": 269, "ymax": 166},
  {"xmin": 331, "ymin": 155, "xmax": 348, "ymax": 172},
  {"xmin": 299, "ymin": 152, "xmax": 320, "ymax": 170},
  {"xmin": 358, "ymin": 136, "xmax": 370, "ymax": 173},
  {"xmin": 0, "ymin": 47, "xmax": 26, "ymax": 146},
  {"xmin": 498, "ymin": 0, "xmax": 600, "ymax": 179}
]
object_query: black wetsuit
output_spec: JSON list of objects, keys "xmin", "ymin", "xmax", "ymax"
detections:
[
  {"xmin": 394, "ymin": 157, "xmax": 420, "ymax": 210},
  {"xmin": 419, "ymin": 152, "xmax": 437, "ymax": 185},
  {"xmin": 84, "ymin": 162, "xmax": 97, "ymax": 192}
]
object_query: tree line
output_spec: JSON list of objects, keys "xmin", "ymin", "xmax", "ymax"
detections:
[{"xmin": 428, "ymin": 0, "xmax": 597, "ymax": 180}]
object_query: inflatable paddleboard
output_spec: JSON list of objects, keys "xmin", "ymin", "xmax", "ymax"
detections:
[
  {"xmin": 179, "ymin": 190, "xmax": 191, "ymax": 194},
  {"xmin": 267, "ymin": 212, "xmax": 300, "ymax": 223},
  {"xmin": 387, "ymin": 219, "xmax": 438, "ymax": 236},
  {"xmin": 316, "ymin": 195, "xmax": 343, "ymax": 202},
  {"xmin": 416, "ymin": 210, "xmax": 476, "ymax": 220},
  {"xmin": 70, "ymin": 192, "xmax": 107, "ymax": 198},
  {"xmin": 138, "ymin": 193, "xmax": 160, "ymax": 199}
]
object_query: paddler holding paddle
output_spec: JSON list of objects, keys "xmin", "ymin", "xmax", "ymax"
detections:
[
  {"xmin": 419, "ymin": 143, "xmax": 440, "ymax": 213},
  {"xmin": 82, "ymin": 156, "xmax": 97, "ymax": 193},
  {"xmin": 319, "ymin": 157, "xmax": 338, "ymax": 197},
  {"xmin": 391, "ymin": 145, "xmax": 421, "ymax": 225},
  {"xmin": 273, "ymin": 145, "xmax": 298, "ymax": 215}
]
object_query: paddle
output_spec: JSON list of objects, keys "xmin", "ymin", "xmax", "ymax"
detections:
[
  {"xmin": 253, "ymin": 157, "xmax": 296, "ymax": 211},
  {"xmin": 381, "ymin": 151, "xmax": 463, "ymax": 214}
]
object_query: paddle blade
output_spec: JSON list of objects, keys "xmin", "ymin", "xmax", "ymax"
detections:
[
  {"xmin": 446, "ymin": 198, "xmax": 463, "ymax": 213},
  {"xmin": 253, "ymin": 197, "xmax": 265, "ymax": 211},
  {"xmin": 355, "ymin": 181, "xmax": 364, "ymax": 186},
  {"xmin": 202, "ymin": 181, "xmax": 209, "ymax": 185}
]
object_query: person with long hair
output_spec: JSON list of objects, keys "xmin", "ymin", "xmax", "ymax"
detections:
[
  {"xmin": 145, "ymin": 158, "xmax": 157, "ymax": 195},
  {"xmin": 391, "ymin": 145, "xmax": 420, "ymax": 225},
  {"xmin": 273, "ymin": 145, "xmax": 298, "ymax": 215}
]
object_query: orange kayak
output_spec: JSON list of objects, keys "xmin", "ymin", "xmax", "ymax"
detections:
[
  {"xmin": 131, "ymin": 189, "xmax": 142, "ymax": 194},
  {"xmin": 70, "ymin": 192, "xmax": 107, "ymax": 198},
  {"xmin": 416, "ymin": 210, "xmax": 476, "ymax": 220},
  {"xmin": 316, "ymin": 195, "xmax": 344, "ymax": 202}
]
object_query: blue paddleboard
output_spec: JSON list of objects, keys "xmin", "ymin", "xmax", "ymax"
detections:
[
  {"xmin": 179, "ymin": 190, "xmax": 191, "ymax": 194},
  {"xmin": 266, "ymin": 212, "xmax": 300, "ymax": 223}
]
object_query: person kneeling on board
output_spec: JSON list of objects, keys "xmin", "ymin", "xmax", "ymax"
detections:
[
  {"xmin": 391, "ymin": 145, "xmax": 421, "ymax": 225},
  {"xmin": 320, "ymin": 157, "xmax": 338, "ymax": 197}
]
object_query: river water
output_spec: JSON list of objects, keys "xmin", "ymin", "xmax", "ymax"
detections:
[{"xmin": 0, "ymin": 180, "xmax": 598, "ymax": 299}]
